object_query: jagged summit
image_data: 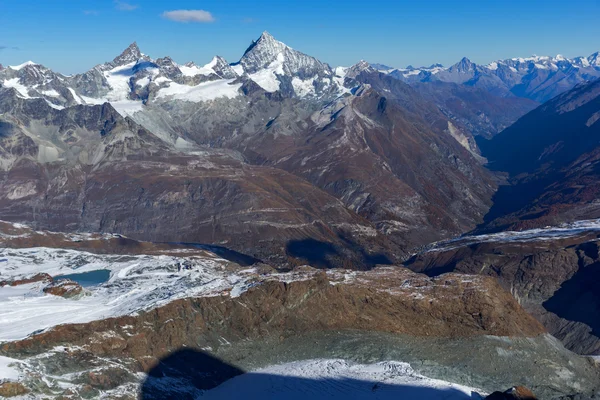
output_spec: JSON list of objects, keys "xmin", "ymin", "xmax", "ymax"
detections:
[
  {"xmin": 451, "ymin": 57, "xmax": 476, "ymax": 72},
  {"xmin": 111, "ymin": 42, "xmax": 143, "ymax": 66},
  {"xmin": 346, "ymin": 60, "xmax": 376, "ymax": 79},
  {"xmin": 258, "ymin": 30, "xmax": 276, "ymax": 42}
]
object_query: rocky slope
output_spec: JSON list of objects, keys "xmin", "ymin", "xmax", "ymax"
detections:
[
  {"xmin": 405, "ymin": 219, "xmax": 600, "ymax": 355},
  {"xmin": 477, "ymin": 79, "xmax": 600, "ymax": 231},
  {"xmin": 411, "ymin": 81, "xmax": 539, "ymax": 138}
]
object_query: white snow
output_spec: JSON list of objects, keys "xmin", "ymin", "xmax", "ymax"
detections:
[
  {"xmin": 0, "ymin": 247, "xmax": 254, "ymax": 341},
  {"xmin": 424, "ymin": 218, "xmax": 600, "ymax": 254},
  {"xmin": 81, "ymin": 61, "xmax": 146, "ymax": 117},
  {"xmin": 103, "ymin": 62, "xmax": 136, "ymax": 101},
  {"xmin": 136, "ymin": 76, "xmax": 151, "ymax": 88},
  {"xmin": 291, "ymin": 76, "xmax": 317, "ymax": 97},
  {"xmin": 248, "ymin": 52, "xmax": 285, "ymax": 92},
  {"xmin": 156, "ymin": 79, "xmax": 241, "ymax": 102},
  {"xmin": 40, "ymin": 89, "xmax": 60, "ymax": 97},
  {"xmin": 110, "ymin": 100, "xmax": 145, "ymax": 117},
  {"xmin": 231, "ymin": 63, "xmax": 244, "ymax": 76},
  {"xmin": 402, "ymin": 70, "xmax": 422, "ymax": 77},
  {"xmin": 203, "ymin": 359, "xmax": 485, "ymax": 399},
  {"xmin": 0, "ymin": 355, "xmax": 23, "ymax": 381},
  {"xmin": 8, "ymin": 61, "xmax": 37, "ymax": 71},
  {"xmin": 179, "ymin": 58, "xmax": 220, "ymax": 77},
  {"xmin": 44, "ymin": 100, "xmax": 65, "ymax": 110},
  {"xmin": 3, "ymin": 78, "xmax": 31, "ymax": 98},
  {"xmin": 67, "ymin": 87, "xmax": 82, "ymax": 104}
]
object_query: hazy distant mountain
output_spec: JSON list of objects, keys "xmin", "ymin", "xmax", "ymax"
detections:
[{"xmin": 377, "ymin": 53, "xmax": 600, "ymax": 103}]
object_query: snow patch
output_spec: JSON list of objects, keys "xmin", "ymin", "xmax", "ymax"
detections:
[{"xmin": 156, "ymin": 79, "xmax": 241, "ymax": 102}]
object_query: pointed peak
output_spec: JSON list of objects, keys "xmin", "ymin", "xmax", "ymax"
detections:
[
  {"xmin": 112, "ymin": 41, "xmax": 143, "ymax": 65},
  {"xmin": 241, "ymin": 31, "xmax": 288, "ymax": 61},
  {"xmin": 346, "ymin": 60, "xmax": 376, "ymax": 79},
  {"xmin": 452, "ymin": 57, "xmax": 476, "ymax": 72},
  {"xmin": 259, "ymin": 31, "xmax": 275, "ymax": 41},
  {"xmin": 354, "ymin": 60, "xmax": 372, "ymax": 69}
]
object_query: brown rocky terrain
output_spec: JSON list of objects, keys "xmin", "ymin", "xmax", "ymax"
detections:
[
  {"xmin": 0, "ymin": 265, "xmax": 552, "ymax": 398},
  {"xmin": 486, "ymin": 386, "xmax": 537, "ymax": 400},
  {"xmin": 42, "ymin": 279, "xmax": 83, "ymax": 298},
  {"xmin": 405, "ymin": 231, "xmax": 600, "ymax": 355},
  {"xmin": 2, "ymin": 267, "xmax": 545, "ymax": 358}
]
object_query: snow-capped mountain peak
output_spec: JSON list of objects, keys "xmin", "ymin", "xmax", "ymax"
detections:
[
  {"xmin": 239, "ymin": 31, "xmax": 291, "ymax": 74},
  {"xmin": 346, "ymin": 60, "xmax": 376, "ymax": 79},
  {"xmin": 236, "ymin": 31, "xmax": 341, "ymax": 97},
  {"xmin": 8, "ymin": 61, "xmax": 39, "ymax": 71}
]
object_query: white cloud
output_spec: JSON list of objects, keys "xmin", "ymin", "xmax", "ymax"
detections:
[
  {"xmin": 115, "ymin": 1, "xmax": 138, "ymax": 11},
  {"xmin": 162, "ymin": 9, "xmax": 215, "ymax": 23}
]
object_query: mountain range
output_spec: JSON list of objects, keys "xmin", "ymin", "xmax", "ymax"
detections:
[
  {"xmin": 377, "ymin": 52, "xmax": 600, "ymax": 103},
  {"xmin": 1, "ymin": 30, "xmax": 599, "ymax": 272},
  {"xmin": 2, "ymin": 31, "xmax": 600, "ymax": 399},
  {"xmin": 0, "ymin": 32, "xmax": 505, "ymax": 267}
]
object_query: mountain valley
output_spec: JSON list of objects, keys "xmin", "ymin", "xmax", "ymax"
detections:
[{"xmin": 1, "ymin": 30, "xmax": 600, "ymax": 399}]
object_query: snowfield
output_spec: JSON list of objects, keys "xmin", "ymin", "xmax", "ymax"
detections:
[
  {"xmin": 0, "ymin": 247, "xmax": 250, "ymax": 341},
  {"xmin": 156, "ymin": 78, "xmax": 242, "ymax": 102},
  {"xmin": 202, "ymin": 359, "xmax": 485, "ymax": 399}
]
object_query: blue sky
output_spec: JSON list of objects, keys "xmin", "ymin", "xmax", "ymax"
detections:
[{"xmin": 0, "ymin": 0, "xmax": 599, "ymax": 74}]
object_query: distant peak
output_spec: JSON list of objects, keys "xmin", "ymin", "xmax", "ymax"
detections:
[
  {"xmin": 355, "ymin": 60, "xmax": 371, "ymax": 69},
  {"xmin": 112, "ymin": 41, "xmax": 142, "ymax": 65},
  {"xmin": 452, "ymin": 57, "xmax": 476, "ymax": 72},
  {"xmin": 346, "ymin": 60, "xmax": 376, "ymax": 79},
  {"xmin": 8, "ymin": 61, "xmax": 38, "ymax": 71}
]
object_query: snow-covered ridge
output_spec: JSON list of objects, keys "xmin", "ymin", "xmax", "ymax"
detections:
[
  {"xmin": 7, "ymin": 61, "xmax": 38, "ymax": 71},
  {"xmin": 375, "ymin": 51, "xmax": 600, "ymax": 77},
  {"xmin": 0, "ymin": 31, "xmax": 350, "ymax": 117},
  {"xmin": 421, "ymin": 218, "xmax": 600, "ymax": 254}
]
